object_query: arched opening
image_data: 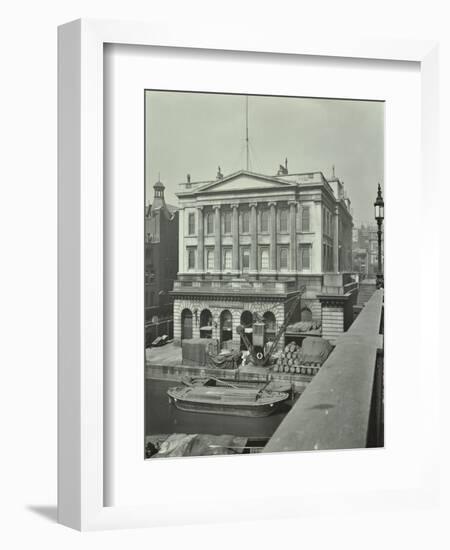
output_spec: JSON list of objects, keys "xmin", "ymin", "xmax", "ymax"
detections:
[
  {"xmin": 220, "ymin": 310, "xmax": 232, "ymax": 347},
  {"xmin": 199, "ymin": 309, "xmax": 213, "ymax": 339},
  {"xmin": 240, "ymin": 310, "xmax": 253, "ymax": 327},
  {"xmin": 240, "ymin": 310, "xmax": 254, "ymax": 351},
  {"xmin": 300, "ymin": 307, "xmax": 312, "ymax": 322},
  {"xmin": 263, "ymin": 311, "xmax": 276, "ymax": 345},
  {"xmin": 181, "ymin": 308, "xmax": 193, "ymax": 340}
]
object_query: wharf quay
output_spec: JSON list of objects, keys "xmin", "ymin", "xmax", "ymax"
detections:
[
  {"xmin": 145, "ymin": 344, "xmax": 313, "ymax": 392},
  {"xmin": 264, "ymin": 288, "xmax": 384, "ymax": 452}
]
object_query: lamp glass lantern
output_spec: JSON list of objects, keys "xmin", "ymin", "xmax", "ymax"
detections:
[{"xmin": 374, "ymin": 184, "xmax": 384, "ymax": 222}]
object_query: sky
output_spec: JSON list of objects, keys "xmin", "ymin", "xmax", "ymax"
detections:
[{"xmin": 145, "ymin": 91, "xmax": 384, "ymax": 226}]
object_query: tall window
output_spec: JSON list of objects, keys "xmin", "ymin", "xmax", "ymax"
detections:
[
  {"xmin": 241, "ymin": 248, "xmax": 250, "ymax": 271},
  {"xmin": 206, "ymin": 248, "xmax": 214, "ymax": 270},
  {"xmin": 188, "ymin": 212, "xmax": 195, "ymax": 235},
  {"xmin": 279, "ymin": 208, "xmax": 288, "ymax": 232},
  {"xmin": 207, "ymin": 212, "xmax": 214, "ymax": 234},
  {"xmin": 223, "ymin": 248, "xmax": 232, "ymax": 270},
  {"xmin": 206, "ymin": 211, "xmax": 214, "ymax": 234},
  {"xmin": 260, "ymin": 247, "xmax": 269, "ymax": 270},
  {"xmin": 223, "ymin": 211, "xmax": 232, "ymax": 234},
  {"xmin": 241, "ymin": 210, "xmax": 250, "ymax": 233},
  {"xmin": 279, "ymin": 247, "xmax": 289, "ymax": 270},
  {"xmin": 260, "ymin": 209, "xmax": 269, "ymax": 232},
  {"xmin": 301, "ymin": 206, "xmax": 310, "ymax": 232},
  {"xmin": 323, "ymin": 243, "xmax": 332, "ymax": 271},
  {"xmin": 187, "ymin": 247, "xmax": 196, "ymax": 270},
  {"xmin": 299, "ymin": 244, "xmax": 311, "ymax": 270}
]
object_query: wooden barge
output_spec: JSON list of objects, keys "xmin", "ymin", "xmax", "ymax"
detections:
[{"xmin": 167, "ymin": 385, "xmax": 289, "ymax": 417}]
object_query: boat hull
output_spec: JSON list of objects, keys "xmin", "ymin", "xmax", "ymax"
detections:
[{"xmin": 169, "ymin": 396, "xmax": 282, "ymax": 417}]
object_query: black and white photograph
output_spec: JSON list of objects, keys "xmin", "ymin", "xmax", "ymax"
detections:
[
  {"xmin": 144, "ymin": 90, "xmax": 384, "ymax": 459},
  {"xmin": 3, "ymin": 1, "xmax": 446, "ymax": 542}
]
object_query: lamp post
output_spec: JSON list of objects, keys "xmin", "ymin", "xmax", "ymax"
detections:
[{"xmin": 374, "ymin": 183, "xmax": 384, "ymax": 289}]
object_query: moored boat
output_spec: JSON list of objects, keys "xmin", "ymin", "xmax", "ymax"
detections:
[
  {"xmin": 180, "ymin": 375, "xmax": 293, "ymax": 394},
  {"xmin": 167, "ymin": 385, "xmax": 289, "ymax": 417}
]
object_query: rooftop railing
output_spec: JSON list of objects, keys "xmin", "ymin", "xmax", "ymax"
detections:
[{"xmin": 264, "ymin": 289, "xmax": 384, "ymax": 452}]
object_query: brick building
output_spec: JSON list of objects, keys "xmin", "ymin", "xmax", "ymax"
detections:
[
  {"xmin": 145, "ymin": 179, "xmax": 178, "ymax": 345},
  {"xmin": 171, "ymin": 163, "xmax": 354, "ymax": 348}
]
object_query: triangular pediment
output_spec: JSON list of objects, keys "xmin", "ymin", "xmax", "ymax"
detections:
[{"xmin": 183, "ymin": 170, "xmax": 296, "ymax": 196}]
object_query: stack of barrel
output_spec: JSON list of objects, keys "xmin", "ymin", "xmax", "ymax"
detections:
[{"xmin": 272, "ymin": 342, "xmax": 321, "ymax": 376}]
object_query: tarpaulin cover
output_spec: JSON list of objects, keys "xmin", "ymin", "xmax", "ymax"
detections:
[
  {"xmin": 286, "ymin": 320, "xmax": 322, "ymax": 333},
  {"xmin": 182, "ymin": 338, "xmax": 218, "ymax": 366},
  {"xmin": 154, "ymin": 433, "xmax": 247, "ymax": 457},
  {"xmin": 299, "ymin": 337, "xmax": 333, "ymax": 365},
  {"xmin": 206, "ymin": 351, "xmax": 241, "ymax": 370}
]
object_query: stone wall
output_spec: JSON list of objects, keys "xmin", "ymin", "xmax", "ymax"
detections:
[
  {"xmin": 321, "ymin": 304, "xmax": 345, "ymax": 342},
  {"xmin": 300, "ymin": 298, "xmax": 321, "ymax": 323},
  {"xmin": 173, "ymin": 297, "xmax": 288, "ymax": 350},
  {"xmin": 318, "ymin": 290, "xmax": 357, "ymax": 343}
]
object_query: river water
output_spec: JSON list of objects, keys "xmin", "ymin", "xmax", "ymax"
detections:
[{"xmin": 145, "ymin": 379, "xmax": 295, "ymax": 439}]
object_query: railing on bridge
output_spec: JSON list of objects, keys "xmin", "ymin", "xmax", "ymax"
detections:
[{"xmin": 264, "ymin": 289, "xmax": 384, "ymax": 452}]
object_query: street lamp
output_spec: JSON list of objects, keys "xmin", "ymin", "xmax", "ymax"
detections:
[{"xmin": 374, "ymin": 183, "xmax": 384, "ymax": 289}]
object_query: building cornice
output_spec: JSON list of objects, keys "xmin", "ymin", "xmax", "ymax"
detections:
[{"xmin": 170, "ymin": 289, "xmax": 299, "ymax": 301}]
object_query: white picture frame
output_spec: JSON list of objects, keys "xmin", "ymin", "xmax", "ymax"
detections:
[{"xmin": 58, "ymin": 18, "xmax": 439, "ymax": 531}]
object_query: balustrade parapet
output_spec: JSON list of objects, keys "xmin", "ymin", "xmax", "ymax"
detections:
[{"xmin": 264, "ymin": 289, "xmax": 384, "ymax": 453}]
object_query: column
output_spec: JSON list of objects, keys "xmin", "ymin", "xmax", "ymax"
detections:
[
  {"xmin": 333, "ymin": 206, "xmax": 339, "ymax": 272},
  {"xmin": 289, "ymin": 201, "xmax": 297, "ymax": 271},
  {"xmin": 214, "ymin": 205, "xmax": 221, "ymax": 271},
  {"xmin": 269, "ymin": 201, "xmax": 277, "ymax": 271},
  {"xmin": 249, "ymin": 202, "xmax": 258, "ymax": 272},
  {"xmin": 197, "ymin": 206, "xmax": 204, "ymax": 272},
  {"xmin": 231, "ymin": 203, "xmax": 239, "ymax": 272}
]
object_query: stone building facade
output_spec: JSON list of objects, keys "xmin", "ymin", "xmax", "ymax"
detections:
[
  {"xmin": 352, "ymin": 224, "xmax": 382, "ymax": 278},
  {"xmin": 171, "ymin": 166, "xmax": 354, "ymax": 348}
]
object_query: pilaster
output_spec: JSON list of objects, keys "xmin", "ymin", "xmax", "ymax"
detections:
[
  {"xmin": 213, "ymin": 205, "xmax": 221, "ymax": 271},
  {"xmin": 249, "ymin": 202, "xmax": 258, "ymax": 272},
  {"xmin": 231, "ymin": 203, "xmax": 239, "ymax": 271},
  {"xmin": 269, "ymin": 201, "xmax": 277, "ymax": 271},
  {"xmin": 197, "ymin": 206, "xmax": 204, "ymax": 272},
  {"xmin": 289, "ymin": 200, "xmax": 297, "ymax": 271},
  {"xmin": 333, "ymin": 205, "xmax": 339, "ymax": 272}
]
